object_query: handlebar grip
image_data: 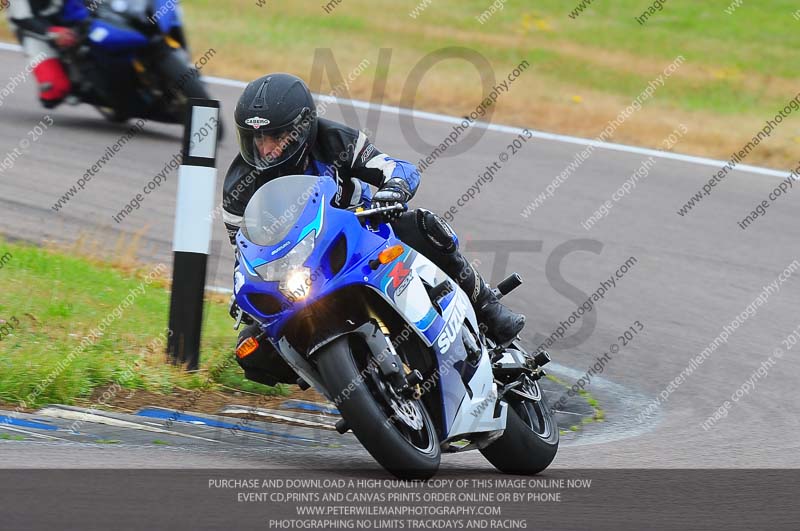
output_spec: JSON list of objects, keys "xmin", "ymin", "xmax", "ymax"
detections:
[{"xmin": 354, "ymin": 203, "xmax": 405, "ymax": 218}]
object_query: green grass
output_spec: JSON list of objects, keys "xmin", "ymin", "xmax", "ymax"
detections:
[
  {"xmin": 0, "ymin": 239, "xmax": 289, "ymax": 409},
  {"xmin": 546, "ymin": 374, "xmax": 605, "ymax": 431},
  {"xmin": 552, "ymin": 0, "xmax": 799, "ymax": 78},
  {"xmin": 2, "ymin": 1, "xmax": 798, "ymax": 165},
  {"xmin": 175, "ymin": 0, "xmax": 799, "ymax": 116},
  {"xmin": 172, "ymin": 0, "xmax": 800, "ymax": 167}
]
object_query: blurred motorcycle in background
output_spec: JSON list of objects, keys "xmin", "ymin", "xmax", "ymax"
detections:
[{"xmin": 56, "ymin": 0, "xmax": 218, "ymax": 129}]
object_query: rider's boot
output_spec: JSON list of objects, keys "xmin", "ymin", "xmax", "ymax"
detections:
[
  {"xmin": 475, "ymin": 275, "xmax": 526, "ymax": 344},
  {"xmin": 448, "ymin": 251, "xmax": 526, "ymax": 345}
]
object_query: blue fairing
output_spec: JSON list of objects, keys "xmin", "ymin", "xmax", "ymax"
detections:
[
  {"xmin": 87, "ymin": 20, "xmax": 149, "ymax": 52},
  {"xmin": 62, "ymin": 0, "xmax": 90, "ymax": 23},
  {"xmin": 83, "ymin": 1, "xmax": 183, "ymax": 54},
  {"xmin": 152, "ymin": 0, "xmax": 183, "ymax": 32},
  {"xmin": 235, "ymin": 176, "xmax": 388, "ymax": 335},
  {"xmin": 234, "ymin": 175, "xmax": 481, "ymax": 437}
]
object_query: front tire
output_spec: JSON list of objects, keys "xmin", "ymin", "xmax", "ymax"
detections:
[
  {"xmin": 316, "ymin": 336, "xmax": 440, "ymax": 479},
  {"xmin": 95, "ymin": 106, "xmax": 129, "ymax": 124},
  {"xmin": 480, "ymin": 382, "xmax": 559, "ymax": 475},
  {"xmin": 154, "ymin": 48, "xmax": 225, "ymax": 140}
]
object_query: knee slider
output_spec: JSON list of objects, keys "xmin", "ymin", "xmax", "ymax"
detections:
[{"xmin": 416, "ymin": 208, "xmax": 458, "ymax": 254}]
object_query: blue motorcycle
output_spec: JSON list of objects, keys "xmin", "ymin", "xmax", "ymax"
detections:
[
  {"xmin": 57, "ymin": 0, "xmax": 214, "ymax": 126},
  {"xmin": 233, "ymin": 175, "xmax": 558, "ymax": 479}
]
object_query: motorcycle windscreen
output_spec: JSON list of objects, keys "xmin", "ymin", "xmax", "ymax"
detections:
[
  {"xmin": 152, "ymin": 0, "xmax": 183, "ymax": 33},
  {"xmin": 241, "ymin": 175, "xmax": 326, "ymax": 247}
]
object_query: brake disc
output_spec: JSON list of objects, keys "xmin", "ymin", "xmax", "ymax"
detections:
[
  {"xmin": 388, "ymin": 395, "xmax": 424, "ymax": 430},
  {"xmin": 371, "ymin": 366, "xmax": 424, "ymax": 431}
]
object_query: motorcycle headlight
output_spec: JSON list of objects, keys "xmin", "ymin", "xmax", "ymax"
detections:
[{"xmin": 254, "ymin": 232, "xmax": 316, "ymax": 301}]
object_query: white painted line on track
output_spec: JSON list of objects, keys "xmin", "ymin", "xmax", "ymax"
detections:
[
  {"xmin": 36, "ymin": 407, "xmax": 228, "ymax": 444},
  {"xmin": 0, "ymin": 424, "xmax": 65, "ymax": 441},
  {"xmin": 0, "ymin": 42, "xmax": 791, "ymax": 180},
  {"xmin": 218, "ymin": 406, "xmax": 337, "ymax": 430},
  {"xmin": 0, "ymin": 42, "xmax": 22, "ymax": 52}
]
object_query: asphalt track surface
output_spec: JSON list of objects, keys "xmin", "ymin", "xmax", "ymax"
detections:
[{"xmin": 1, "ymin": 47, "xmax": 799, "ymax": 471}]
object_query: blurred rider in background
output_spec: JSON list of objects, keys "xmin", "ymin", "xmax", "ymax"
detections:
[{"xmin": 5, "ymin": 0, "xmax": 89, "ymax": 107}]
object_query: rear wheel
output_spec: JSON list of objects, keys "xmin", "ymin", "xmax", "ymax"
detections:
[
  {"xmin": 480, "ymin": 378, "xmax": 559, "ymax": 475},
  {"xmin": 316, "ymin": 336, "xmax": 440, "ymax": 479}
]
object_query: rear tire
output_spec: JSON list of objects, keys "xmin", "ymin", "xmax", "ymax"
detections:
[
  {"xmin": 316, "ymin": 336, "xmax": 440, "ymax": 479},
  {"xmin": 480, "ymin": 386, "xmax": 559, "ymax": 475}
]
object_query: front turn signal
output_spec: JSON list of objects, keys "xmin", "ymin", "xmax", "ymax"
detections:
[
  {"xmin": 236, "ymin": 337, "xmax": 259, "ymax": 359},
  {"xmin": 378, "ymin": 245, "xmax": 404, "ymax": 264}
]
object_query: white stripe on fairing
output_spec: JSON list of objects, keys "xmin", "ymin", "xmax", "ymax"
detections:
[
  {"xmin": 173, "ymin": 165, "xmax": 216, "ymax": 254},
  {"xmin": 0, "ymin": 42, "xmax": 791, "ymax": 179}
]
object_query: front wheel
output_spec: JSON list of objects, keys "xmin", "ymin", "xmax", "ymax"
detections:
[
  {"xmin": 95, "ymin": 106, "xmax": 129, "ymax": 124},
  {"xmin": 153, "ymin": 48, "xmax": 225, "ymax": 140},
  {"xmin": 480, "ymin": 379, "xmax": 559, "ymax": 475},
  {"xmin": 315, "ymin": 336, "xmax": 440, "ymax": 479}
]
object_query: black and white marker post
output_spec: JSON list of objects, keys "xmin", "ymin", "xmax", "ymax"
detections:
[{"xmin": 167, "ymin": 98, "xmax": 220, "ymax": 370}]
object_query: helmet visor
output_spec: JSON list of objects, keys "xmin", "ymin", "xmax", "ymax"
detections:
[{"xmin": 236, "ymin": 108, "xmax": 313, "ymax": 170}]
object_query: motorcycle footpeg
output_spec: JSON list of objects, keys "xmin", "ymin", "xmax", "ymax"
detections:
[
  {"xmin": 532, "ymin": 350, "xmax": 551, "ymax": 368},
  {"xmin": 495, "ymin": 273, "xmax": 523, "ymax": 299}
]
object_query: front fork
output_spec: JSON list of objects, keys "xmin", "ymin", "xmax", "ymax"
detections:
[{"xmin": 354, "ymin": 319, "xmax": 424, "ymax": 398}]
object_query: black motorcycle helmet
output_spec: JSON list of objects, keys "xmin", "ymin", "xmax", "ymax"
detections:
[{"xmin": 234, "ymin": 73, "xmax": 318, "ymax": 172}]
